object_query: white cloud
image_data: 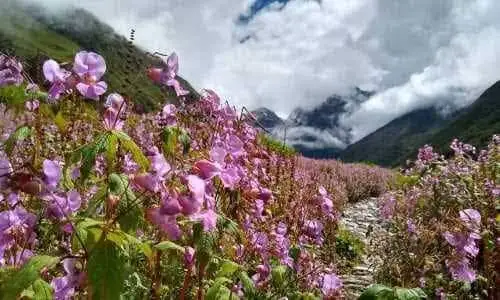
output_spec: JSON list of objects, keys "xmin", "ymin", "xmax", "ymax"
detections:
[{"xmin": 17, "ymin": 0, "xmax": 500, "ymax": 143}]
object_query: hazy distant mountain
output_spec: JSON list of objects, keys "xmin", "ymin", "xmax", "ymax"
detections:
[
  {"xmin": 340, "ymin": 81, "xmax": 500, "ymax": 166},
  {"xmin": 253, "ymin": 87, "xmax": 373, "ymax": 158}
]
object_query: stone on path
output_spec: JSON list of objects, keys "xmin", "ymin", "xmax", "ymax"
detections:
[{"xmin": 339, "ymin": 197, "xmax": 388, "ymax": 299}]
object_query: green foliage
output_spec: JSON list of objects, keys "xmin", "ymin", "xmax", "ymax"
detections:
[
  {"xmin": 161, "ymin": 126, "xmax": 190, "ymax": 157},
  {"xmin": 205, "ymin": 277, "xmax": 232, "ymax": 300},
  {"xmin": 67, "ymin": 133, "xmax": 109, "ymax": 181},
  {"xmin": 258, "ymin": 133, "xmax": 296, "ymax": 157},
  {"xmin": 113, "ymin": 131, "xmax": 150, "ymax": 171},
  {"xmin": 0, "ymin": 84, "xmax": 27, "ymax": 107},
  {"xmin": 215, "ymin": 260, "xmax": 240, "ymax": 278},
  {"xmin": 108, "ymin": 173, "xmax": 142, "ymax": 233},
  {"xmin": 87, "ymin": 240, "xmax": 127, "ymax": 300},
  {"xmin": 0, "ymin": 255, "xmax": 59, "ymax": 300},
  {"xmin": 21, "ymin": 279, "xmax": 54, "ymax": 300},
  {"xmin": 2, "ymin": 125, "xmax": 32, "ymax": 155},
  {"xmin": 335, "ymin": 227, "xmax": 365, "ymax": 264},
  {"xmin": 359, "ymin": 284, "xmax": 427, "ymax": 300},
  {"xmin": 154, "ymin": 240, "xmax": 184, "ymax": 253}
]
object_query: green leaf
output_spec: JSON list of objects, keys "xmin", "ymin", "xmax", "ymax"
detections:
[
  {"xmin": 3, "ymin": 126, "xmax": 32, "ymax": 155},
  {"xmin": 205, "ymin": 277, "xmax": 232, "ymax": 300},
  {"xmin": 0, "ymin": 255, "xmax": 59, "ymax": 300},
  {"xmin": 161, "ymin": 127, "xmax": 179, "ymax": 157},
  {"xmin": 54, "ymin": 111, "xmax": 68, "ymax": 133},
  {"xmin": 359, "ymin": 284, "xmax": 395, "ymax": 300},
  {"xmin": 394, "ymin": 288, "xmax": 427, "ymax": 300},
  {"xmin": 31, "ymin": 279, "xmax": 54, "ymax": 300},
  {"xmin": 105, "ymin": 133, "xmax": 118, "ymax": 170},
  {"xmin": 88, "ymin": 240, "xmax": 126, "ymax": 300},
  {"xmin": 107, "ymin": 229, "xmax": 142, "ymax": 248},
  {"xmin": 73, "ymin": 218, "xmax": 104, "ymax": 252},
  {"xmin": 216, "ymin": 260, "xmax": 240, "ymax": 278},
  {"xmin": 154, "ymin": 241, "xmax": 184, "ymax": 253},
  {"xmin": 178, "ymin": 130, "xmax": 191, "ymax": 155},
  {"xmin": 113, "ymin": 131, "xmax": 149, "ymax": 171},
  {"xmin": 108, "ymin": 173, "xmax": 142, "ymax": 233},
  {"xmin": 238, "ymin": 271, "xmax": 256, "ymax": 296},
  {"xmin": 85, "ymin": 185, "xmax": 107, "ymax": 216},
  {"xmin": 68, "ymin": 133, "xmax": 109, "ymax": 181},
  {"xmin": 271, "ymin": 265, "xmax": 287, "ymax": 287}
]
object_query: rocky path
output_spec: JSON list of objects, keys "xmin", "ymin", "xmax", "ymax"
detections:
[{"xmin": 339, "ymin": 197, "xmax": 388, "ymax": 299}]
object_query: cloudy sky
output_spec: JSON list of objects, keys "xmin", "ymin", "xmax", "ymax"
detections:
[{"xmin": 28, "ymin": 0, "xmax": 500, "ymax": 141}]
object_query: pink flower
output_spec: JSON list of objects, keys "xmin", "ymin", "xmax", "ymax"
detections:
[
  {"xmin": 147, "ymin": 52, "xmax": 189, "ymax": 97},
  {"xmin": 321, "ymin": 273, "xmax": 343, "ymax": 296},
  {"xmin": 459, "ymin": 209, "xmax": 481, "ymax": 232},
  {"xmin": 191, "ymin": 209, "xmax": 218, "ymax": 231},
  {"xmin": 194, "ymin": 160, "xmax": 222, "ymax": 180},
  {"xmin": 147, "ymin": 208, "xmax": 182, "ymax": 240},
  {"xmin": 0, "ymin": 54, "xmax": 23, "ymax": 87},
  {"xmin": 73, "ymin": 51, "xmax": 107, "ymax": 100},
  {"xmin": 43, "ymin": 59, "xmax": 71, "ymax": 101}
]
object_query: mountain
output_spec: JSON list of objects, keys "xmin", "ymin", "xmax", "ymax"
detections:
[
  {"xmin": 340, "ymin": 81, "xmax": 500, "ymax": 166},
  {"xmin": 339, "ymin": 108, "xmax": 451, "ymax": 166},
  {"xmin": 0, "ymin": 0, "xmax": 197, "ymax": 112},
  {"xmin": 426, "ymin": 80, "xmax": 500, "ymax": 154},
  {"xmin": 253, "ymin": 87, "xmax": 373, "ymax": 158},
  {"xmin": 252, "ymin": 107, "xmax": 284, "ymax": 130}
]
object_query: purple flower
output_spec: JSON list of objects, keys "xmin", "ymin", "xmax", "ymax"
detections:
[
  {"xmin": 317, "ymin": 186, "xmax": 334, "ymax": 216},
  {"xmin": 0, "ymin": 206, "xmax": 37, "ymax": 266},
  {"xmin": 0, "ymin": 54, "xmax": 23, "ymax": 87},
  {"xmin": 445, "ymin": 257, "xmax": 476, "ymax": 283},
  {"xmin": 252, "ymin": 263, "xmax": 270, "ymax": 287},
  {"xmin": 380, "ymin": 194, "xmax": 396, "ymax": 219},
  {"xmin": 184, "ymin": 246, "xmax": 195, "ymax": 267},
  {"xmin": 209, "ymin": 146, "xmax": 227, "ymax": 164},
  {"xmin": 459, "ymin": 209, "xmax": 481, "ymax": 232},
  {"xmin": 156, "ymin": 104, "xmax": 177, "ymax": 126},
  {"xmin": 0, "ymin": 158, "xmax": 13, "ymax": 188},
  {"xmin": 149, "ymin": 149, "xmax": 171, "ymax": 178},
  {"xmin": 407, "ymin": 219, "xmax": 417, "ymax": 235},
  {"xmin": 46, "ymin": 190, "xmax": 82, "ymax": 219},
  {"xmin": 103, "ymin": 94, "xmax": 125, "ymax": 130},
  {"xmin": 443, "ymin": 231, "xmax": 480, "ymax": 257},
  {"xmin": 43, "ymin": 159, "xmax": 62, "ymax": 189},
  {"xmin": 51, "ymin": 258, "xmax": 85, "ymax": 300},
  {"xmin": 25, "ymin": 99, "xmax": 40, "ymax": 111},
  {"xmin": 321, "ymin": 273, "xmax": 343, "ymax": 296},
  {"xmin": 147, "ymin": 208, "xmax": 181, "ymax": 240},
  {"xmin": 220, "ymin": 166, "xmax": 241, "ymax": 189},
  {"xmin": 43, "ymin": 59, "xmax": 71, "ymax": 101},
  {"xmin": 194, "ymin": 160, "xmax": 222, "ymax": 180},
  {"xmin": 226, "ymin": 135, "xmax": 244, "ymax": 157},
  {"xmin": 147, "ymin": 53, "xmax": 189, "ymax": 97},
  {"xmin": 73, "ymin": 51, "xmax": 107, "ymax": 100},
  {"xmin": 159, "ymin": 192, "xmax": 182, "ymax": 215},
  {"xmin": 191, "ymin": 209, "xmax": 218, "ymax": 231}
]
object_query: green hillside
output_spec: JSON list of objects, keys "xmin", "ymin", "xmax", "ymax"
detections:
[
  {"xmin": 339, "ymin": 108, "xmax": 450, "ymax": 167},
  {"xmin": 0, "ymin": 0, "xmax": 198, "ymax": 112},
  {"xmin": 340, "ymin": 81, "xmax": 500, "ymax": 167},
  {"xmin": 427, "ymin": 81, "xmax": 500, "ymax": 154}
]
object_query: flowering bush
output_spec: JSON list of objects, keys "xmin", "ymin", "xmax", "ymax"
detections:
[
  {"xmin": 297, "ymin": 157, "xmax": 394, "ymax": 203},
  {"xmin": 0, "ymin": 50, "xmax": 372, "ymax": 299},
  {"xmin": 375, "ymin": 138, "xmax": 499, "ymax": 298}
]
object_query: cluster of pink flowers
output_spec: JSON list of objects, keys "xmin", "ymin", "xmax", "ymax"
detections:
[
  {"xmin": 0, "ymin": 51, "xmax": 358, "ymax": 298},
  {"xmin": 376, "ymin": 136, "xmax": 499, "ymax": 298},
  {"xmin": 43, "ymin": 51, "xmax": 107, "ymax": 101},
  {"xmin": 443, "ymin": 209, "xmax": 481, "ymax": 282}
]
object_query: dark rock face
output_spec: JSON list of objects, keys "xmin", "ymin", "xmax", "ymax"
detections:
[
  {"xmin": 252, "ymin": 88, "xmax": 374, "ymax": 158},
  {"xmin": 251, "ymin": 107, "xmax": 284, "ymax": 130}
]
